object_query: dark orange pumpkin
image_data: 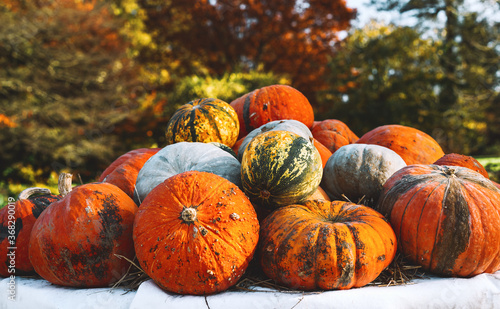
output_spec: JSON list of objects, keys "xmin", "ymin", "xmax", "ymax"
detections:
[
  {"xmin": 133, "ymin": 171, "xmax": 260, "ymax": 295},
  {"xmin": 259, "ymin": 200, "xmax": 396, "ymax": 290},
  {"xmin": 311, "ymin": 119, "xmax": 359, "ymax": 154},
  {"xmin": 356, "ymin": 124, "xmax": 444, "ymax": 165},
  {"xmin": 377, "ymin": 164, "xmax": 500, "ymax": 277},
  {"xmin": 312, "ymin": 138, "xmax": 332, "ymax": 168},
  {"xmin": 98, "ymin": 148, "xmax": 160, "ymax": 200},
  {"xmin": 29, "ymin": 178, "xmax": 137, "ymax": 287},
  {"xmin": 0, "ymin": 186, "xmax": 64, "ymax": 277},
  {"xmin": 433, "ymin": 153, "xmax": 489, "ymax": 178},
  {"xmin": 230, "ymin": 84, "xmax": 314, "ymax": 138}
]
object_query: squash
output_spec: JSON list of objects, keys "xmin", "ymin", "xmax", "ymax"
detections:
[
  {"xmin": 321, "ymin": 144, "xmax": 406, "ymax": 206},
  {"xmin": 356, "ymin": 124, "xmax": 444, "ymax": 165},
  {"xmin": 311, "ymin": 119, "xmax": 359, "ymax": 154},
  {"xmin": 134, "ymin": 142, "xmax": 242, "ymax": 204},
  {"xmin": 240, "ymin": 130, "xmax": 322, "ymax": 212},
  {"xmin": 312, "ymin": 138, "xmax": 333, "ymax": 169},
  {"xmin": 29, "ymin": 175, "xmax": 137, "ymax": 287},
  {"xmin": 133, "ymin": 171, "xmax": 260, "ymax": 295},
  {"xmin": 259, "ymin": 200, "xmax": 396, "ymax": 290},
  {"xmin": 377, "ymin": 164, "xmax": 500, "ymax": 277},
  {"xmin": 165, "ymin": 98, "xmax": 239, "ymax": 147},
  {"xmin": 230, "ymin": 84, "xmax": 314, "ymax": 138},
  {"xmin": 433, "ymin": 153, "xmax": 489, "ymax": 178},
  {"xmin": 0, "ymin": 175, "xmax": 71, "ymax": 277},
  {"xmin": 98, "ymin": 148, "xmax": 160, "ymax": 201},
  {"xmin": 237, "ymin": 119, "xmax": 313, "ymax": 161}
]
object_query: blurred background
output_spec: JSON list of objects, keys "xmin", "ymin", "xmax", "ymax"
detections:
[{"xmin": 0, "ymin": 0, "xmax": 499, "ymax": 201}]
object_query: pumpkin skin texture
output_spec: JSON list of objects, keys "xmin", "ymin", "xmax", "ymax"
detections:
[
  {"xmin": 377, "ymin": 164, "xmax": 500, "ymax": 277},
  {"xmin": 433, "ymin": 153, "xmax": 489, "ymax": 178},
  {"xmin": 237, "ymin": 119, "xmax": 313, "ymax": 161},
  {"xmin": 0, "ymin": 188, "xmax": 61, "ymax": 277},
  {"xmin": 133, "ymin": 171, "xmax": 260, "ymax": 295},
  {"xmin": 29, "ymin": 182, "xmax": 137, "ymax": 287},
  {"xmin": 241, "ymin": 130, "xmax": 323, "ymax": 211},
  {"xmin": 230, "ymin": 84, "xmax": 314, "ymax": 138},
  {"xmin": 259, "ymin": 200, "xmax": 397, "ymax": 290},
  {"xmin": 321, "ymin": 144, "xmax": 407, "ymax": 206},
  {"xmin": 356, "ymin": 124, "xmax": 444, "ymax": 165},
  {"xmin": 98, "ymin": 148, "xmax": 160, "ymax": 200},
  {"xmin": 311, "ymin": 119, "xmax": 359, "ymax": 154},
  {"xmin": 134, "ymin": 142, "xmax": 242, "ymax": 204},
  {"xmin": 312, "ymin": 138, "xmax": 333, "ymax": 168},
  {"xmin": 165, "ymin": 98, "xmax": 239, "ymax": 147}
]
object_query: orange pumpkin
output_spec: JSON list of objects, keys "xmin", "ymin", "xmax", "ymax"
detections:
[
  {"xmin": 98, "ymin": 148, "xmax": 160, "ymax": 200},
  {"xmin": 133, "ymin": 171, "xmax": 260, "ymax": 295},
  {"xmin": 0, "ymin": 187, "xmax": 62, "ymax": 277},
  {"xmin": 312, "ymin": 138, "xmax": 332, "ymax": 168},
  {"xmin": 311, "ymin": 119, "xmax": 359, "ymax": 154},
  {"xmin": 259, "ymin": 200, "xmax": 396, "ymax": 290},
  {"xmin": 29, "ymin": 177, "xmax": 137, "ymax": 287},
  {"xmin": 377, "ymin": 164, "xmax": 500, "ymax": 277},
  {"xmin": 356, "ymin": 124, "xmax": 444, "ymax": 165},
  {"xmin": 230, "ymin": 84, "xmax": 314, "ymax": 138},
  {"xmin": 433, "ymin": 153, "xmax": 489, "ymax": 178}
]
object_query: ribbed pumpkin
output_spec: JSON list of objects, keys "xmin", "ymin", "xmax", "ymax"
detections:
[
  {"xmin": 241, "ymin": 130, "xmax": 323, "ymax": 211},
  {"xmin": 0, "ymin": 182, "xmax": 67, "ymax": 277},
  {"xmin": 98, "ymin": 148, "xmax": 160, "ymax": 200},
  {"xmin": 133, "ymin": 171, "xmax": 260, "ymax": 295},
  {"xmin": 237, "ymin": 119, "xmax": 313, "ymax": 161},
  {"xmin": 377, "ymin": 164, "xmax": 500, "ymax": 277},
  {"xmin": 433, "ymin": 153, "xmax": 489, "ymax": 178},
  {"xmin": 311, "ymin": 119, "xmax": 359, "ymax": 154},
  {"xmin": 29, "ymin": 177, "xmax": 137, "ymax": 287},
  {"xmin": 230, "ymin": 84, "xmax": 314, "ymax": 138},
  {"xmin": 356, "ymin": 124, "xmax": 444, "ymax": 165},
  {"xmin": 321, "ymin": 144, "xmax": 407, "ymax": 206},
  {"xmin": 165, "ymin": 98, "xmax": 239, "ymax": 147},
  {"xmin": 259, "ymin": 200, "xmax": 397, "ymax": 290},
  {"xmin": 134, "ymin": 142, "xmax": 242, "ymax": 204}
]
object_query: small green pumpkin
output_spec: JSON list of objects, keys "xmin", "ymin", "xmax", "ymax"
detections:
[
  {"xmin": 165, "ymin": 98, "xmax": 239, "ymax": 147},
  {"xmin": 241, "ymin": 130, "xmax": 323, "ymax": 212}
]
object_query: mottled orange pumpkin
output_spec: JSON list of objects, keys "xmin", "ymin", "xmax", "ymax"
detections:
[
  {"xmin": 0, "ymin": 187, "xmax": 62, "ymax": 277},
  {"xmin": 356, "ymin": 124, "xmax": 444, "ymax": 165},
  {"xmin": 311, "ymin": 119, "xmax": 359, "ymax": 154},
  {"xmin": 230, "ymin": 84, "xmax": 314, "ymax": 138},
  {"xmin": 165, "ymin": 98, "xmax": 239, "ymax": 147},
  {"xmin": 377, "ymin": 164, "xmax": 500, "ymax": 277},
  {"xmin": 98, "ymin": 148, "xmax": 160, "ymax": 200},
  {"xmin": 133, "ymin": 171, "xmax": 260, "ymax": 295},
  {"xmin": 259, "ymin": 200, "xmax": 396, "ymax": 290},
  {"xmin": 29, "ymin": 180, "xmax": 137, "ymax": 287},
  {"xmin": 433, "ymin": 153, "xmax": 489, "ymax": 178}
]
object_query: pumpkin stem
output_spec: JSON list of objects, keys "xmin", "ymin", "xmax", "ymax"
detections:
[
  {"xmin": 444, "ymin": 166, "xmax": 457, "ymax": 177},
  {"xmin": 18, "ymin": 187, "xmax": 52, "ymax": 200},
  {"xmin": 181, "ymin": 207, "xmax": 197, "ymax": 223},
  {"xmin": 58, "ymin": 173, "xmax": 73, "ymax": 197},
  {"xmin": 260, "ymin": 190, "xmax": 271, "ymax": 199}
]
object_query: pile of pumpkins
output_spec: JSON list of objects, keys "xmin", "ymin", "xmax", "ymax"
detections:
[{"xmin": 1, "ymin": 84, "xmax": 500, "ymax": 295}]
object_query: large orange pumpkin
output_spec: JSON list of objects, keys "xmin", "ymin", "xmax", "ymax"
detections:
[
  {"xmin": 29, "ymin": 178, "xmax": 137, "ymax": 287},
  {"xmin": 377, "ymin": 164, "xmax": 500, "ymax": 277},
  {"xmin": 355, "ymin": 124, "xmax": 444, "ymax": 165},
  {"xmin": 133, "ymin": 171, "xmax": 260, "ymax": 295},
  {"xmin": 98, "ymin": 148, "xmax": 160, "ymax": 200},
  {"xmin": 311, "ymin": 119, "xmax": 359, "ymax": 154},
  {"xmin": 259, "ymin": 200, "xmax": 396, "ymax": 290},
  {"xmin": 433, "ymin": 153, "xmax": 489, "ymax": 178},
  {"xmin": 230, "ymin": 84, "xmax": 314, "ymax": 138}
]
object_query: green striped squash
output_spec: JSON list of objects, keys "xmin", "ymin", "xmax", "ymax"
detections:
[
  {"xmin": 165, "ymin": 98, "xmax": 240, "ymax": 147},
  {"xmin": 241, "ymin": 130, "xmax": 323, "ymax": 211}
]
